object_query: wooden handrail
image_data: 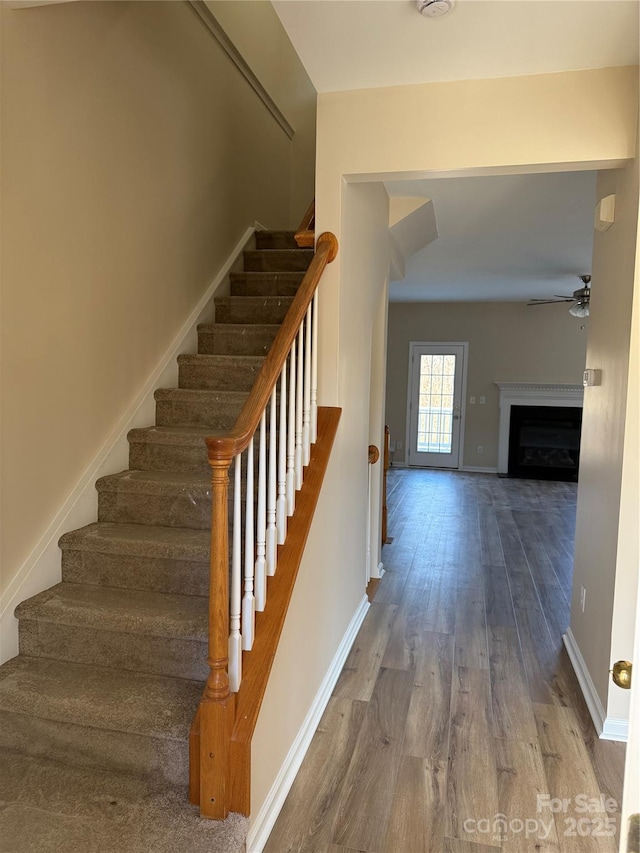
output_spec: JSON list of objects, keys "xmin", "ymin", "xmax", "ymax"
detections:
[
  {"xmin": 205, "ymin": 232, "xmax": 337, "ymax": 463},
  {"xmin": 294, "ymin": 199, "xmax": 315, "ymax": 248},
  {"xmin": 297, "ymin": 199, "xmax": 315, "ymax": 233}
]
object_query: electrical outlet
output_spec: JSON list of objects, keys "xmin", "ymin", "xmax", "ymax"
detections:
[
  {"xmin": 477, "ymin": 445, "xmax": 483, "ymax": 455},
  {"xmin": 396, "ymin": 440, "xmax": 403, "ymax": 451},
  {"xmin": 469, "ymin": 396, "xmax": 476, "ymax": 404},
  {"xmin": 480, "ymin": 396, "xmax": 486, "ymax": 405},
  {"xmin": 580, "ymin": 585, "xmax": 587, "ymax": 613}
]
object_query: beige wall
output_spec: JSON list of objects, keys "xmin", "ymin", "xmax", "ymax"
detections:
[
  {"xmin": 386, "ymin": 302, "xmax": 588, "ymax": 469},
  {"xmin": 0, "ymin": 0, "xmax": 315, "ymax": 600},
  {"xmin": 316, "ymin": 65, "xmax": 636, "ymax": 179},
  {"xmin": 571, "ymin": 160, "xmax": 639, "ymax": 718},
  {"xmin": 205, "ymin": 0, "xmax": 316, "ymax": 224}
]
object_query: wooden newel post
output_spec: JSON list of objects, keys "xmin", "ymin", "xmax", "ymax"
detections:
[{"xmin": 199, "ymin": 441, "xmax": 236, "ymax": 819}]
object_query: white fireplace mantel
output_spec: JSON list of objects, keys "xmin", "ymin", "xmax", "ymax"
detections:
[{"xmin": 495, "ymin": 381, "xmax": 584, "ymax": 474}]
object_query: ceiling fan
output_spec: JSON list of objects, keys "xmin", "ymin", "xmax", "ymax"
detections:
[{"xmin": 527, "ymin": 275, "xmax": 591, "ymax": 318}]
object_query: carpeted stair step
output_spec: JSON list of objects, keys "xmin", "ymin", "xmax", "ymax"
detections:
[
  {"xmin": 155, "ymin": 388, "xmax": 248, "ymax": 429},
  {"xmin": 254, "ymin": 230, "xmax": 299, "ymax": 250},
  {"xmin": 60, "ymin": 522, "xmax": 210, "ymax": 596},
  {"xmin": 230, "ymin": 271, "xmax": 304, "ymax": 297},
  {"xmin": 128, "ymin": 426, "xmax": 215, "ymax": 474},
  {"xmin": 197, "ymin": 322, "xmax": 280, "ymax": 356},
  {"xmin": 243, "ymin": 248, "xmax": 313, "ymax": 273},
  {"xmin": 178, "ymin": 354, "xmax": 264, "ymax": 392},
  {"xmin": 127, "ymin": 427, "xmax": 265, "ymax": 477},
  {"xmin": 97, "ymin": 469, "xmax": 254, "ymax": 531},
  {"xmin": 0, "ymin": 230, "xmax": 315, "ymax": 830},
  {"xmin": 0, "ymin": 751, "xmax": 249, "ymax": 853},
  {"xmin": 214, "ymin": 295, "xmax": 294, "ymax": 325},
  {"xmin": 15, "ymin": 583, "xmax": 208, "ymax": 681},
  {"xmin": 0, "ymin": 655, "xmax": 201, "ymax": 785},
  {"xmin": 97, "ymin": 470, "xmax": 213, "ymax": 529}
]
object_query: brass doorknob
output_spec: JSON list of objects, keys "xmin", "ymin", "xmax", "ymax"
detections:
[{"xmin": 610, "ymin": 660, "xmax": 632, "ymax": 689}]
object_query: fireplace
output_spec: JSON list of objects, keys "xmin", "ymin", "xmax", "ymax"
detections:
[
  {"xmin": 495, "ymin": 382, "xmax": 584, "ymax": 478},
  {"xmin": 508, "ymin": 405, "xmax": 582, "ymax": 481}
]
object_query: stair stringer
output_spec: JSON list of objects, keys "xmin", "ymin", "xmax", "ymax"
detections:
[{"xmin": 0, "ymin": 224, "xmax": 258, "ymax": 663}]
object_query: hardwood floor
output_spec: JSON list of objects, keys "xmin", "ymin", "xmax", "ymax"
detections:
[{"xmin": 263, "ymin": 469, "xmax": 625, "ymax": 853}]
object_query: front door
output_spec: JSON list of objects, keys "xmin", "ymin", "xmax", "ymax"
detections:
[{"xmin": 407, "ymin": 343, "xmax": 466, "ymax": 469}]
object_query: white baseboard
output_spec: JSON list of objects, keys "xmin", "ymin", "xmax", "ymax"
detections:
[
  {"xmin": 563, "ymin": 631, "xmax": 629, "ymax": 742},
  {"xmin": 601, "ymin": 716, "xmax": 629, "ymax": 742},
  {"xmin": 246, "ymin": 594, "xmax": 370, "ymax": 853},
  {"xmin": 394, "ymin": 463, "xmax": 497, "ymax": 475},
  {"xmin": 0, "ymin": 225, "xmax": 256, "ymax": 663},
  {"xmin": 563, "ymin": 629, "xmax": 607, "ymax": 735}
]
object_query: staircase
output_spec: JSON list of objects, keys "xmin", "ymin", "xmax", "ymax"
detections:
[{"xmin": 0, "ymin": 231, "xmax": 313, "ymax": 847}]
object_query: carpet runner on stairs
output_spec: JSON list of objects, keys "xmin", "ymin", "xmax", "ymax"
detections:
[{"xmin": 0, "ymin": 230, "xmax": 312, "ymax": 851}]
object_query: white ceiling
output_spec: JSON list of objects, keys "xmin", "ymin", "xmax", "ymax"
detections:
[
  {"xmin": 385, "ymin": 171, "xmax": 598, "ymax": 302},
  {"xmin": 273, "ymin": 0, "xmax": 639, "ymax": 94}
]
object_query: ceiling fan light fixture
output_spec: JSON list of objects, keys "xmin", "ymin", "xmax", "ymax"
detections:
[
  {"xmin": 569, "ymin": 302, "xmax": 589, "ymax": 318},
  {"xmin": 528, "ymin": 274, "xmax": 591, "ymax": 316}
]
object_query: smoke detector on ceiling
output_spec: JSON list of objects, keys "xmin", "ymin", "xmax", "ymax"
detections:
[{"xmin": 417, "ymin": 0, "xmax": 455, "ymax": 18}]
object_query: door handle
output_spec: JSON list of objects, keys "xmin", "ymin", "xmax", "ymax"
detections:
[
  {"xmin": 610, "ymin": 660, "xmax": 632, "ymax": 689},
  {"xmin": 453, "ymin": 415, "xmax": 460, "ymax": 420}
]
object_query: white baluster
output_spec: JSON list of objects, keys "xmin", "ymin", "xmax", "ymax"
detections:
[
  {"xmin": 228, "ymin": 453, "xmax": 242, "ymax": 692},
  {"xmin": 295, "ymin": 326, "xmax": 304, "ymax": 490},
  {"xmin": 255, "ymin": 412, "xmax": 267, "ymax": 612},
  {"xmin": 242, "ymin": 436, "xmax": 255, "ymax": 650},
  {"xmin": 311, "ymin": 290, "xmax": 318, "ymax": 444},
  {"xmin": 277, "ymin": 365, "xmax": 287, "ymax": 542},
  {"xmin": 267, "ymin": 388, "xmax": 278, "ymax": 575},
  {"xmin": 287, "ymin": 343, "xmax": 296, "ymax": 515},
  {"xmin": 303, "ymin": 304, "xmax": 312, "ymax": 466}
]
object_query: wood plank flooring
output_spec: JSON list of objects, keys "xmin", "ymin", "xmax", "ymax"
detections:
[{"xmin": 263, "ymin": 469, "xmax": 625, "ymax": 853}]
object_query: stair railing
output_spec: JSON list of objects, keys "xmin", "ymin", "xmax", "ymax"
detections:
[
  {"xmin": 294, "ymin": 199, "xmax": 315, "ymax": 248},
  {"xmin": 194, "ymin": 228, "xmax": 338, "ymax": 820}
]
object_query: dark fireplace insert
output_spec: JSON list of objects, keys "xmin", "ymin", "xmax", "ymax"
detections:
[{"xmin": 508, "ymin": 405, "xmax": 582, "ymax": 482}]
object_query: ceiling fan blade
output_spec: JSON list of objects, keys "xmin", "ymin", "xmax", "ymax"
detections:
[{"xmin": 527, "ymin": 299, "xmax": 573, "ymax": 306}]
